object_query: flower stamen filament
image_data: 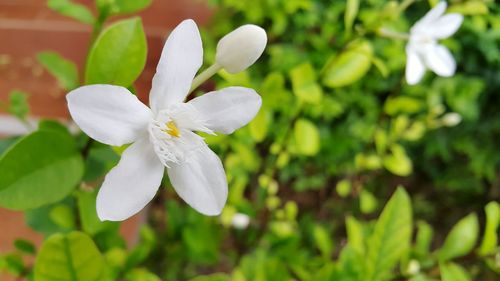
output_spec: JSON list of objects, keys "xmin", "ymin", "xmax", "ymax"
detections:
[{"xmin": 164, "ymin": 121, "xmax": 181, "ymax": 138}]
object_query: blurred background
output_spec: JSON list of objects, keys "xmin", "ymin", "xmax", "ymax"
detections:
[{"xmin": 0, "ymin": 0, "xmax": 499, "ymax": 280}]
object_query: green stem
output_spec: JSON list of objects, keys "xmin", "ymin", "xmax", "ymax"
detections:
[
  {"xmin": 189, "ymin": 63, "xmax": 222, "ymax": 93},
  {"xmin": 378, "ymin": 28, "xmax": 410, "ymax": 40},
  {"xmin": 398, "ymin": 0, "xmax": 417, "ymax": 13}
]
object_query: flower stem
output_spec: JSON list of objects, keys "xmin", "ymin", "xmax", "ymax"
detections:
[
  {"xmin": 398, "ymin": 0, "xmax": 417, "ymax": 13},
  {"xmin": 378, "ymin": 28, "xmax": 410, "ymax": 40},
  {"xmin": 189, "ymin": 63, "xmax": 222, "ymax": 93}
]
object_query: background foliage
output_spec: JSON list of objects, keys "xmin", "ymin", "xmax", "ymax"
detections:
[{"xmin": 0, "ymin": 0, "xmax": 499, "ymax": 280}]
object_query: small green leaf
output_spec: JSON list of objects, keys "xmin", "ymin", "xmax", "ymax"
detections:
[
  {"xmin": 125, "ymin": 268, "xmax": 161, "ymax": 281},
  {"xmin": 346, "ymin": 215, "xmax": 365, "ymax": 254},
  {"xmin": 344, "ymin": 0, "xmax": 359, "ymax": 32},
  {"xmin": 85, "ymin": 17, "xmax": 147, "ymax": 87},
  {"xmin": 77, "ymin": 188, "xmax": 117, "ymax": 235},
  {"xmin": 384, "ymin": 96, "xmax": 424, "ymax": 116},
  {"xmin": 8, "ymin": 90, "xmax": 30, "ymax": 120},
  {"xmin": 14, "ymin": 239, "xmax": 36, "ymax": 255},
  {"xmin": 34, "ymin": 231, "xmax": 105, "ymax": 281},
  {"xmin": 313, "ymin": 225, "xmax": 333, "ymax": 258},
  {"xmin": 440, "ymin": 262, "xmax": 471, "ymax": 281},
  {"xmin": 249, "ymin": 108, "xmax": 272, "ymax": 143},
  {"xmin": 439, "ymin": 213, "xmax": 479, "ymax": 261},
  {"xmin": 290, "ymin": 62, "xmax": 323, "ymax": 104},
  {"xmin": 48, "ymin": 0, "xmax": 95, "ymax": 24},
  {"xmin": 37, "ymin": 52, "xmax": 79, "ymax": 91},
  {"xmin": 0, "ymin": 131, "xmax": 84, "ymax": 210},
  {"xmin": 360, "ymin": 189, "xmax": 378, "ymax": 214},
  {"xmin": 479, "ymin": 201, "xmax": 499, "ymax": 255},
  {"xmin": 365, "ymin": 187, "xmax": 412, "ymax": 281},
  {"xmin": 294, "ymin": 118, "xmax": 320, "ymax": 156},
  {"xmin": 448, "ymin": 1, "xmax": 488, "ymax": 15},
  {"xmin": 336, "ymin": 179, "xmax": 351, "ymax": 197},
  {"xmin": 383, "ymin": 144, "xmax": 413, "ymax": 176},
  {"xmin": 49, "ymin": 204, "xmax": 76, "ymax": 229},
  {"xmin": 415, "ymin": 221, "xmax": 433, "ymax": 257},
  {"xmin": 322, "ymin": 40, "xmax": 373, "ymax": 88}
]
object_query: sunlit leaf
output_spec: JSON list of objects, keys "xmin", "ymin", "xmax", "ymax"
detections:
[
  {"xmin": 439, "ymin": 213, "xmax": 479, "ymax": 261},
  {"xmin": 48, "ymin": 0, "xmax": 94, "ymax": 24},
  {"xmin": 294, "ymin": 118, "xmax": 320, "ymax": 156},
  {"xmin": 440, "ymin": 262, "xmax": 471, "ymax": 281},
  {"xmin": 85, "ymin": 17, "xmax": 147, "ymax": 87},
  {"xmin": 37, "ymin": 51, "xmax": 79, "ymax": 91},
  {"xmin": 479, "ymin": 201, "xmax": 499, "ymax": 255},
  {"xmin": 34, "ymin": 231, "xmax": 105, "ymax": 281}
]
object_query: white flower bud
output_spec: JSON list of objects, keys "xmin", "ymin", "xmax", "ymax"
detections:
[
  {"xmin": 231, "ymin": 213, "xmax": 250, "ymax": 229},
  {"xmin": 216, "ymin": 24, "xmax": 267, "ymax": 74},
  {"xmin": 442, "ymin": 112, "xmax": 462, "ymax": 127}
]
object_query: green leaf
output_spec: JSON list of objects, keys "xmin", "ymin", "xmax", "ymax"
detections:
[
  {"xmin": 34, "ymin": 231, "xmax": 105, "ymax": 281},
  {"xmin": 384, "ymin": 96, "xmax": 424, "ymax": 116},
  {"xmin": 0, "ymin": 131, "xmax": 84, "ymax": 210},
  {"xmin": 439, "ymin": 213, "xmax": 479, "ymax": 261},
  {"xmin": 383, "ymin": 144, "xmax": 413, "ymax": 176},
  {"xmin": 48, "ymin": 0, "xmax": 95, "ymax": 24},
  {"xmin": 14, "ymin": 239, "xmax": 36, "ymax": 255},
  {"xmin": 440, "ymin": 262, "xmax": 471, "ymax": 281},
  {"xmin": 364, "ymin": 187, "xmax": 412, "ymax": 281},
  {"xmin": 8, "ymin": 90, "xmax": 30, "ymax": 120},
  {"xmin": 125, "ymin": 268, "xmax": 161, "ymax": 281},
  {"xmin": 96, "ymin": 0, "xmax": 153, "ymax": 15},
  {"xmin": 189, "ymin": 273, "xmax": 231, "ymax": 281},
  {"xmin": 249, "ymin": 108, "xmax": 272, "ymax": 143},
  {"xmin": 294, "ymin": 118, "xmax": 320, "ymax": 156},
  {"xmin": 336, "ymin": 179, "xmax": 351, "ymax": 197},
  {"xmin": 290, "ymin": 62, "xmax": 323, "ymax": 104},
  {"xmin": 37, "ymin": 52, "xmax": 79, "ymax": 91},
  {"xmin": 49, "ymin": 204, "xmax": 76, "ymax": 229},
  {"xmin": 479, "ymin": 201, "xmax": 500, "ymax": 255},
  {"xmin": 322, "ymin": 40, "xmax": 373, "ymax": 88},
  {"xmin": 77, "ymin": 188, "xmax": 117, "ymax": 235},
  {"xmin": 85, "ymin": 17, "xmax": 147, "ymax": 87},
  {"xmin": 344, "ymin": 0, "xmax": 359, "ymax": 32},
  {"xmin": 346, "ymin": 215, "xmax": 365, "ymax": 254},
  {"xmin": 313, "ymin": 225, "xmax": 333, "ymax": 258},
  {"xmin": 415, "ymin": 221, "xmax": 433, "ymax": 257},
  {"xmin": 360, "ymin": 189, "xmax": 378, "ymax": 214}
]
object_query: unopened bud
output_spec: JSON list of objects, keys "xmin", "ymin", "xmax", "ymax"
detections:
[
  {"xmin": 442, "ymin": 112, "xmax": 462, "ymax": 127},
  {"xmin": 231, "ymin": 213, "xmax": 250, "ymax": 229},
  {"xmin": 216, "ymin": 24, "xmax": 267, "ymax": 73}
]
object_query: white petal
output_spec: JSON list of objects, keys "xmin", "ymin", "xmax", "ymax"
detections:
[
  {"xmin": 411, "ymin": 1, "xmax": 447, "ymax": 33},
  {"xmin": 424, "ymin": 44, "xmax": 456, "ymax": 77},
  {"xmin": 67, "ymin": 85, "xmax": 152, "ymax": 146},
  {"xmin": 188, "ymin": 87, "xmax": 262, "ymax": 134},
  {"xmin": 149, "ymin": 19, "xmax": 203, "ymax": 113},
  {"xmin": 405, "ymin": 48, "xmax": 426, "ymax": 85},
  {"xmin": 167, "ymin": 145, "xmax": 227, "ymax": 216},
  {"xmin": 428, "ymin": 14, "xmax": 463, "ymax": 39},
  {"xmin": 96, "ymin": 138, "xmax": 164, "ymax": 221}
]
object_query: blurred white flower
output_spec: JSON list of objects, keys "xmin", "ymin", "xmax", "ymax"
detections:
[
  {"xmin": 406, "ymin": 2, "xmax": 463, "ymax": 85},
  {"xmin": 442, "ymin": 112, "xmax": 462, "ymax": 126},
  {"xmin": 67, "ymin": 19, "xmax": 262, "ymax": 221},
  {"xmin": 231, "ymin": 213, "xmax": 251, "ymax": 229},
  {"xmin": 216, "ymin": 24, "xmax": 267, "ymax": 73}
]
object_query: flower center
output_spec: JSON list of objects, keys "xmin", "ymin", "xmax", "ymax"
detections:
[{"xmin": 165, "ymin": 121, "xmax": 180, "ymax": 138}]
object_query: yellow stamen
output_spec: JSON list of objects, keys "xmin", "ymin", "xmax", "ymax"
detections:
[{"xmin": 165, "ymin": 121, "xmax": 180, "ymax": 138}]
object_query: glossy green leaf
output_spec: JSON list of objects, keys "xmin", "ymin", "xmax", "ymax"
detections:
[
  {"xmin": 290, "ymin": 63, "xmax": 323, "ymax": 104},
  {"xmin": 322, "ymin": 40, "xmax": 373, "ymax": 88},
  {"xmin": 37, "ymin": 51, "xmax": 79, "ymax": 91},
  {"xmin": 294, "ymin": 118, "xmax": 320, "ymax": 156},
  {"xmin": 34, "ymin": 231, "xmax": 105, "ymax": 281},
  {"xmin": 479, "ymin": 201, "xmax": 499, "ymax": 255},
  {"xmin": 85, "ymin": 17, "xmax": 147, "ymax": 87},
  {"xmin": 439, "ymin": 213, "xmax": 479, "ymax": 261},
  {"xmin": 48, "ymin": 0, "xmax": 95, "ymax": 24},
  {"xmin": 364, "ymin": 187, "xmax": 412, "ymax": 281},
  {"xmin": 440, "ymin": 262, "xmax": 471, "ymax": 281},
  {"xmin": 0, "ymin": 131, "xmax": 84, "ymax": 210}
]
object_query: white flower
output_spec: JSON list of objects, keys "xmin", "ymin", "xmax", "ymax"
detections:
[
  {"xmin": 442, "ymin": 112, "xmax": 462, "ymax": 126},
  {"xmin": 405, "ymin": 1, "xmax": 463, "ymax": 85},
  {"xmin": 67, "ymin": 20, "xmax": 262, "ymax": 221},
  {"xmin": 216, "ymin": 24, "xmax": 267, "ymax": 73},
  {"xmin": 231, "ymin": 213, "xmax": 251, "ymax": 229}
]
